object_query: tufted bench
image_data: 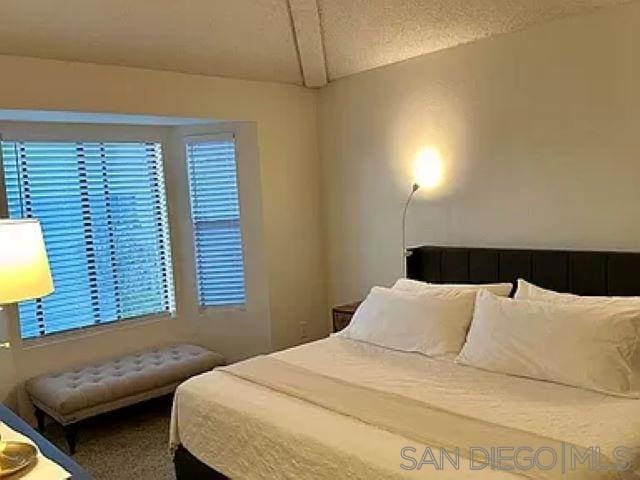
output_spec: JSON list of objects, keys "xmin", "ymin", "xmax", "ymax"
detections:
[{"xmin": 25, "ymin": 344, "xmax": 224, "ymax": 454}]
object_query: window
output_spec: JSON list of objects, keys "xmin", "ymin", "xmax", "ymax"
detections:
[
  {"xmin": 1, "ymin": 140, "xmax": 175, "ymax": 339},
  {"xmin": 186, "ymin": 134, "xmax": 246, "ymax": 307}
]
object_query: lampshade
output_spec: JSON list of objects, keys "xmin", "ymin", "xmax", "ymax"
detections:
[{"xmin": 0, "ymin": 219, "xmax": 54, "ymax": 304}]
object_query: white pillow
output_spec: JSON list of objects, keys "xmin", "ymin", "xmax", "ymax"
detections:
[
  {"xmin": 338, "ymin": 286, "xmax": 476, "ymax": 356},
  {"xmin": 457, "ymin": 290, "xmax": 640, "ymax": 397},
  {"xmin": 393, "ymin": 278, "xmax": 512, "ymax": 297},
  {"xmin": 515, "ymin": 278, "xmax": 640, "ymax": 307}
]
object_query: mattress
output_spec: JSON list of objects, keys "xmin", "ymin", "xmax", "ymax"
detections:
[{"xmin": 170, "ymin": 337, "xmax": 640, "ymax": 479}]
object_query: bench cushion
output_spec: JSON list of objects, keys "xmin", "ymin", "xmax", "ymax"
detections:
[{"xmin": 26, "ymin": 344, "xmax": 224, "ymax": 421}]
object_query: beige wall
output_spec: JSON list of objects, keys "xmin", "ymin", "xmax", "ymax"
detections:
[
  {"xmin": 319, "ymin": 2, "xmax": 640, "ymax": 306},
  {"xmin": 0, "ymin": 55, "xmax": 327, "ymax": 409}
]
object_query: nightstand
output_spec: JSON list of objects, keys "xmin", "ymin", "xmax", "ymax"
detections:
[{"xmin": 332, "ymin": 301, "xmax": 361, "ymax": 333}]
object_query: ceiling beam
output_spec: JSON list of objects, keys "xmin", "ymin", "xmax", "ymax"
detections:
[{"xmin": 287, "ymin": 0, "xmax": 328, "ymax": 88}]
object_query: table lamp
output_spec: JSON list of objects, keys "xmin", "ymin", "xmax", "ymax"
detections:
[
  {"xmin": 0, "ymin": 219, "xmax": 54, "ymax": 475},
  {"xmin": 0, "ymin": 218, "xmax": 54, "ymax": 329}
]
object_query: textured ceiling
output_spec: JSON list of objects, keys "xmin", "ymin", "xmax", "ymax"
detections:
[
  {"xmin": 0, "ymin": 0, "xmax": 302, "ymax": 84},
  {"xmin": 0, "ymin": 0, "xmax": 633, "ymax": 87},
  {"xmin": 319, "ymin": 0, "xmax": 633, "ymax": 80}
]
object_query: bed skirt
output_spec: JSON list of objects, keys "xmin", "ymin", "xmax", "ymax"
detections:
[{"xmin": 174, "ymin": 445, "xmax": 228, "ymax": 480}]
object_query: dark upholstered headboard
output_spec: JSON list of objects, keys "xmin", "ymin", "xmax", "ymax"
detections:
[{"xmin": 406, "ymin": 246, "xmax": 640, "ymax": 296}]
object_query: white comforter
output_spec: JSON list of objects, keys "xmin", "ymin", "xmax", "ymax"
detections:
[{"xmin": 170, "ymin": 337, "xmax": 640, "ymax": 479}]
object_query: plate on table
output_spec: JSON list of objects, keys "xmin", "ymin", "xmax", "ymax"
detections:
[{"xmin": 0, "ymin": 441, "xmax": 38, "ymax": 477}]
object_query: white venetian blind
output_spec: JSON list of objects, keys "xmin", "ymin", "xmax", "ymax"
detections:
[
  {"xmin": 186, "ymin": 135, "xmax": 246, "ymax": 307},
  {"xmin": 1, "ymin": 140, "xmax": 175, "ymax": 339}
]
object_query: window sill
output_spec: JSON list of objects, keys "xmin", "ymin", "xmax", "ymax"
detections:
[
  {"xmin": 197, "ymin": 304, "xmax": 246, "ymax": 316},
  {"xmin": 19, "ymin": 313, "xmax": 175, "ymax": 351}
]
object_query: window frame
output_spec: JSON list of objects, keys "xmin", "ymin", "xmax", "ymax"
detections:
[
  {"xmin": 184, "ymin": 132, "xmax": 248, "ymax": 312},
  {"xmin": 0, "ymin": 122, "xmax": 178, "ymax": 345}
]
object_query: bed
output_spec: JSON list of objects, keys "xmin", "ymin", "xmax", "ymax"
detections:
[{"xmin": 170, "ymin": 246, "xmax": 640, "ymax": 479}]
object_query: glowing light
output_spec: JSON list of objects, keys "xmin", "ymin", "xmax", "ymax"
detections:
[
  {"xmin": 413, "ymin": 148, "xmax": 444, "ymax": 190},
  {"xmin": 0, "ymin": 219, "xmax": 54, "ymax": 304}
]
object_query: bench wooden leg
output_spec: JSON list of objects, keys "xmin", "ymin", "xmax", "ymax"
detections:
[
  {"xmin": 34, "ymin": 408, "xmax": 46, "ymax": 433},
  {"xmin": 64, "ymin": 424, "xmax": 77, "ymax": 455}
]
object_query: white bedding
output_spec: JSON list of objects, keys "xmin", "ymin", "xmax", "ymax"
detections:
[{"xmin": 171, "ymin": 337, "xmax": 640, "ymax": 479}]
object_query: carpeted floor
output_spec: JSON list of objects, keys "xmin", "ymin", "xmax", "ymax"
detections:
[{"xmin": 45, "ymin": 397, "xmax": 175, "ymax": 480}]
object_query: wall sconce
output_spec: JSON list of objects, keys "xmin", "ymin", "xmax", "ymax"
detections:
[
  {"xmin": 402, "ymin": 183, "xmax": 420, "ymax": 277},
  {"xmin": 402, "ymin": 148, "xmax": 444, "ymax": 277}
]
